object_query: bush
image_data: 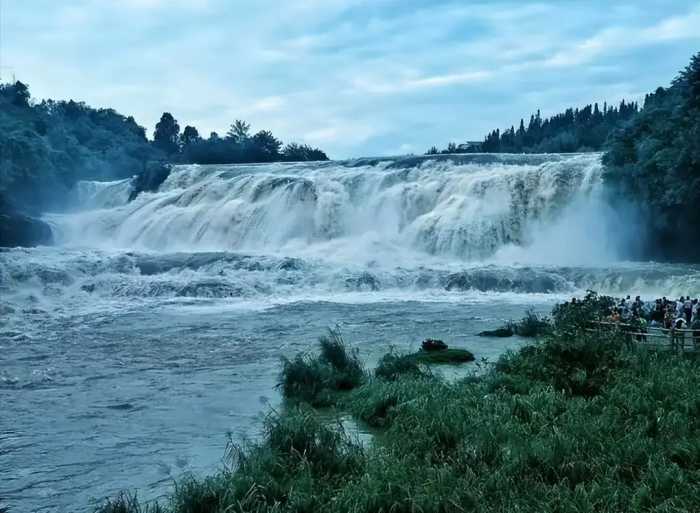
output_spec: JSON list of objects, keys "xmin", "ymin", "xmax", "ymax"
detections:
[
  {"xmin": 514, "ymin": 309, "xmax": 550, "ymax": 337},
  {"xmin": 480, "ymin": 310, "xmax": 551, "ymax": 338},
  {"xmin": 93, "ymin": 492, "xmax": 164, "ymax": 513},
  {"xmin": 318, "ymin": 329, "xmax": 365, "ymax": 390},
  {"xmin": 374, "ymin": 349, "xmax": 426, "ymax": 381},
  {"xmin": 280, "ymin": 329, "xmax": 365, "ymax": 405}
]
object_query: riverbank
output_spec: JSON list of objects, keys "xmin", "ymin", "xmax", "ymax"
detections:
[{"xmin": 94, "ymin": 292, "xmax": 700, "ymax": 513}]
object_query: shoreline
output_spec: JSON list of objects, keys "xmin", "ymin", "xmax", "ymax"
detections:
[{"xmin": 92, "ymin": 292, "xmax": 700, "ymax": 513}]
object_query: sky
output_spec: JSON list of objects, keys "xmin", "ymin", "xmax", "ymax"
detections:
[{"xmin": 2, "ymin": 0, "xmax": 699, "ymax": 159}]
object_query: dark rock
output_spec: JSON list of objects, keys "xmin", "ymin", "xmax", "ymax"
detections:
[
  {"xmin": 128, "ymin": 162, "xmax": 171, "ymax": 201},
  {"xmin": 421, "ymin": 338, "xmax": 448, "ymax": 351},
  {"xmin": 0, "ymin": 195, "xmax": 53, "ymax": 247},
  {"xmin": 345, "ymin": 271, "xmax": 380, "ymax": 291}
]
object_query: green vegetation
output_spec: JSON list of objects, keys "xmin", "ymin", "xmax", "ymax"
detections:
[
  {"xmin": 96, "ymin": 291, "xmax": 700, "ymax": 512},
  {"xmin": 0, "ymin": 81, "xmax": 158, "ymax": 211},
  {"xmin": 373, "ymin": 347, "xmax": 473, "ymax": 381},
  {"xmin": 279, "ymin": 329, "xmax": 366, "ymax": 406},
  {"xmin": 428, "ymin": 100, "xmax": 638, "ymax": 155},
  {"xmin": 479, "ymin": 309, "xmax": 551, "ymax": 338},
  {"xmin": 603, "ymin": 52, "xmax": 700, "ymax": 261},
  {"xmin": 410, "ymin": 348, "xmax": 475, "ymax": 364},
  {"xmin": 0, "ymin": 81, "xmax": 328, "ymax": 216}
]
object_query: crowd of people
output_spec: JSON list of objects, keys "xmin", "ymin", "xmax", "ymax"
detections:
[{"xmin": 607, "ymin": 295, "xmax": 700, "ymax": 336}]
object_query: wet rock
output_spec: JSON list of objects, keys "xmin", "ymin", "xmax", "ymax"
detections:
[
  {"xmin": 345, "ymin": 271, "xmax": 380, "ymax": 291},
  {"xmin": 421, "ymin": 338, "xmax": 448, "ymax": 351},
  {"xmin": 0, "ymin": 195, "xmax": 53, "ymax": 247},
  {"xmin": 128, "ymin": 162, "xmax": 171, "ymax": 201}
]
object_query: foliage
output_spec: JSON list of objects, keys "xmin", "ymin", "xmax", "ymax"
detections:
[
  {"xmin": 0, "ymin": 81, "xmax": 160, "ymax": 210},
  {"xmin": 411, "ymin": 348, "xmax": 475, "ymax": 364},
  {"xmin": 513, "ymin": 309, "xmax": 551, "ymax": 337},
  {"xmin": 0, "ymin": 81, "xmax": 329, "ymax": 215},
  {"xmin": 93, "ymin": 492, "xmax": 164, "ymax": 513},
  {"xmin": 280, "ymin": 329, "xmax": 365, "ymax": 406},
  {"xmin": 374, "ymin": 349, "xmax": 426, "ymax": 381},
  {"xmin": 429, "ymin": 100, "xmax": 638, "ymax": 155},
  {"xmin": 153, "ymin": 113, "xmax": 180, "ymax": 155},
  {"xmin": 603, "ymin": 52, "xmax": 700, "ymax": 260},
  {"xmin": 480, "ymin": 309, "xmax": 551, "ymax": 338}
]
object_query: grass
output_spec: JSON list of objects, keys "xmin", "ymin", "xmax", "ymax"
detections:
[
  {"xmin": 95, "ymin": 291, "xmax": 700, "ymax": 513},
  {"xmin": 410, "ymin": 347, "xmax": 474, "ymax": 364},
  {"xmin": 374, "ymin": 347, "xmax": 473, "ymax": 381},
  {"xmin": 279, "ymin": 328, "xmax": 366, "ymax": 406},
  {"xmin": 480, "ymin": 309, "xmax": 551, "ymax": 338}
]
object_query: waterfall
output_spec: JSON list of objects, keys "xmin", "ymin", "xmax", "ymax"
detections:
[{"xmin": 49, "ymin": 153, "xmax": 606, "ymax": 262}]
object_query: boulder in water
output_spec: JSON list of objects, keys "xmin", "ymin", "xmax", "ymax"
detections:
[
  {"xmin": 0, "ymin": 195, "xmax": 53, "ymax": 247},
  {"xmin": 421, "ymin": 338, "xmax": 448, "ymax": 351},
  {"xmin": 128, "ymin": 162, "xmax": 171, "ymax": 201}
]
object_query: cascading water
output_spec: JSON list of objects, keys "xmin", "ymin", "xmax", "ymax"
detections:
[
  {"xmin": 50, "ymin": 153, "xmax": 604, "ymax": 260},
  {"xmin": 4, "ymin": 153, "xmax": 700, "ymax": 513}
]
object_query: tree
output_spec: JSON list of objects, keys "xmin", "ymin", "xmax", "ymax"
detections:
[
  {"xmin": 282, "ymin": 143, "xmax": 329, "ymax": 162},
  {"xmin": 10, "ymin": 81, "xmax": 30, "ymax": 107},
  {"xmin": 250, "ymin": 130, "xmax": 281, "ymax": 161},
  {"xmin": 226, "ymin": 119, "xmax": 251, "ymax": 143},
  {"xmin": 181, "ymin": 125, "xmax": 200, "ymax": 147},
  {"xmin": 153, "ymin": 112, "xmax": 180, "ymax": 155}
]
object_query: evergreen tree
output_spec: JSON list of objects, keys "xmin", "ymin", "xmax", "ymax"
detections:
[
  {"xmin": 226, "ymin": 120, "xmax": 251, "ymax": 143},
  {"xmin": 153, "ymin": 113, "xmax": 180, "ymax": 155}
]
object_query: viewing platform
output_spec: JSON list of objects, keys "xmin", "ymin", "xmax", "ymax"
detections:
[{"xmin": 591, "ymin": 321, "xmax": 700, "ymax": 352}]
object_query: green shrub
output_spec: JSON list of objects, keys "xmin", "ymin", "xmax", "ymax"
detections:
[
  {"xmin": 374, "ymin": 349, "xmax": 426, "ymax": 381},
  {"xmin": 514, "ymin": 309, "xmax": 551, "ymax": 337},
  {"xmin": 412, "ymin": 348, "xmax": 474, "ymax": 364},
  {"xmin": 93, "ymin": 492, "xmax": 164, "ymax": 513},
  {"xmin": 318, "ymin": 329, "xmax": 365, "ymax": 390},
  {"xmin": 280, "ymin": 329, "xmax": 366, "ymax": 405}
]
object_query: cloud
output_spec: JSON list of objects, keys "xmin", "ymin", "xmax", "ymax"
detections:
[
  {"xmin": 352, "ymin": 70, "xmax": 493, "ymax": 94},
  {"xmin": 4, "ymin": 0, "xmax": 699, "ymax": 158},
  {"xmin": 544, "ymin": 6, "xmax": 700, "ymax": 68}
]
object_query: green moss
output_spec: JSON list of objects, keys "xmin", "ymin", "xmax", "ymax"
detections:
[{"xmin": 409, "ymin": 348, "xmax": 475, "ymax": 364}]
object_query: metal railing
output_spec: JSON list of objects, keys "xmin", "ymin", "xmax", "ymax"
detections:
[{"xmin": 590, "ymin": 320, "xmax": 700, "ymax": 352}]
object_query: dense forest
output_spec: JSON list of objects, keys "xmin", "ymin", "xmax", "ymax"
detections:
[
  {"xmin": 427, "ymin": 100, "xmax": 639, "ymax": 155},
  {"xmin": 0, "ymin": 82, "xmax": 327, "ymax": 213},
  {"xmin": 603, "ymin": 53, "xmax": 700, "ymax": 261}
]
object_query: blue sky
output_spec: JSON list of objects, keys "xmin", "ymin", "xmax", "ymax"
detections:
[{"xmin": 2, "ymin": 0, "xmax": 699, "ymax": 158}]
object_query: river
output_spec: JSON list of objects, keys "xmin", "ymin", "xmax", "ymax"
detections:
[{"xmin": 2, "ymin": 153, "xmax": 699, "ymax": 512}]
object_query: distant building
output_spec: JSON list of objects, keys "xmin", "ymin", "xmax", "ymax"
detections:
[{"xmin": 457, "ymin": 141, "xmax": 482, "ymax": 152}]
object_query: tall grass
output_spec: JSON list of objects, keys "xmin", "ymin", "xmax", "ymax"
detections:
[
  {"xmin": 96, "ymin": 292, "xmax": 700, "ymax": 512},
  {"xmin": 93, "ymin": 492, "xmax": 164, "ymax": 513},
  {"xmin": 280, "ymin": 328, "xmax": 365, "ymax": 406}
]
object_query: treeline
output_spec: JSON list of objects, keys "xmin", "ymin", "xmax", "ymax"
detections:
[
  {"xmin": 152, "ymin": 114, "xmax": 328, "ymax": 164},
  {"xmin": 0, "ymin": 81, "xmax": 156, "ymax": 209},
  {"xmin": 603, "ymin": 52, "xmax": 700, "ymax": 261},
  {"xmin": 0, "ymin": 82, "xmax": 328, "ymax": 212},
  {"xmin": 427, "ymin": 100, "xmax": 639, "ymax": 155}
]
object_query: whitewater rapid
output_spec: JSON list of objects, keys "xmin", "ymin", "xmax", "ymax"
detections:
[{"xmin": 49, "ymin": 153, "xmax": 606, "ymax": 260}]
